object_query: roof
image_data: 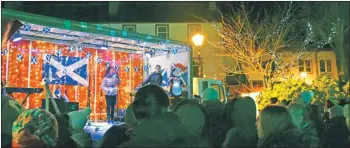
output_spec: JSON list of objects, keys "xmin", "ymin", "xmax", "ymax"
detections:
[{"xmin": 1, "ymin": 9, "xmax": 190, "ymax": 53}]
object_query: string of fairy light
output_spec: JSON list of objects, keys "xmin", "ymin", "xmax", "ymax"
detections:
[{"xmin": 210, "ymin": 1, "xmax": 340, "ymax": 73}]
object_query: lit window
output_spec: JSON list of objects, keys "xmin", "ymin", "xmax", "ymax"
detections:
[
  {"xmin": 299, "ymin": 60, "xmax": 312, "ymax": 73},
  {"xmin": 123, "ymin": 25, "xmax": 136, "ymax": 32},
  {"xmin": 320, "ymin": 60, "xmax": 332, "ymax": 73}
]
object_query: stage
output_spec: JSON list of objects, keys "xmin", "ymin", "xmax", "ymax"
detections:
[{"xmin": 84, "ymin": 121, "xmax": 125, "ymax": 147}]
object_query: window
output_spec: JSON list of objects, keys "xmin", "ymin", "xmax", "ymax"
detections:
[
  {"xmin": 251, "ymin": 80, "xmax": 264, "ymax": 87},
  {"xmin": 155, "ymin": 24, "xmax": 169, "ymax": 39},
  {"xmin": 320, "ymin": 60, "xmax": 332, "ymax": 73},
  {"xmin": 211, "ymin": 84, "xmax": 225, "ymax": 103},
  {"xmin": 188, "ymin": 24, "xmax": 201, "ymax": 42},
  {"xmin": 122, "ymin": 24, "xmax": 136, "ymax": 32},
  {"xmin": 299, "ymin": 60, "xmax": 312, "ymax": 73}
]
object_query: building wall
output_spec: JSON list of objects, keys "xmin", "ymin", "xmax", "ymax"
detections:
[
  {"xmin": 246, "ymin": 50, "xmax": 339, "ymax": 85},
  {"xmin": 288, "ymin": 51, "xmax": 338, "ymax": 84},
  {"xmin": 96, "ymin": 22, "xmax": 236, "ymax": 80}
]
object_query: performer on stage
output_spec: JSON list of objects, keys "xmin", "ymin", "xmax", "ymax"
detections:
[
  {"xmin": 141, "ymin": 65, "xmax": 163, "ymax": 86},
  {"xmin": 101, "ymin": 67, "xmax": 120, "ymax": 124}
]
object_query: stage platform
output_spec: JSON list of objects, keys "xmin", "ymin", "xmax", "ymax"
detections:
[{"xmin": 84, "ymin": 121, "xmax": 125, "ymax": 147}]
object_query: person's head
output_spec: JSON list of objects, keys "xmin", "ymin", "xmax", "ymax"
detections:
[
  {"xmin": 325, "ymin": 99, "xmax": 334, "ymax": 111},
  {"xmin": 287, "ymin": 103, "xmax": 306, "ymax": 128},
  {"xmin": 155, "ymin": 65, "xmax": 161, "ymax": 73},
  {"xmin": 298, "ymin": 91, "xmax": 313, "ymax": 105},
  {"xmin": 105, "ymin": 67, "xmax": 116, "ymax": 77},
  {"xmin": 173, "ymin": 99, "xmax": 209, "ymax": 137},
  {"xmin": 270, "ymin": 97, "xmax": 278, "ymax": 104},
  {"xmin": 1, "ymin": 96, "xmax": 25, "ymax": 147},
  {"xmin": 67, "ymin": 107, "xmax": 91, "ymax": 133},
  {"xmin": 124, "ymin": 104, "xmax": 138, "ymax": 127},
  {"xmin": 12, "ymin": 109, "xmax": 58, "ymax": 148},
  {"xmin": 224, "ymin": 97, "xmax": 257, "ymax": 128},
  {"xmin": 257, "ymin": 105, "xmax": 296, "ymax": 139},
  {"xmin": 202, "ymin": 88, "xmax": 219, "ymax": 101},
  {"xmin": 132, "ymin": 84, "xmax": 170, "ymax": 120},
  {"xmin": 329, "ymin": 106, "xmax": 344, "ymax": 119},
  {"xmin": 281, "ymin": 99, "xmax": 287, "ymax": 106}
]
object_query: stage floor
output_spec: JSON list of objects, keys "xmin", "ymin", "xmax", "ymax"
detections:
[{"xmin": 84, "ymin": 121, "xmax": 125, "ymax": 147}]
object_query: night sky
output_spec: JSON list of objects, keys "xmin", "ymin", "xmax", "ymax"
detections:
[{"xmin": 2, "ymin": 1, "xmax": 288, "ymax": 22}]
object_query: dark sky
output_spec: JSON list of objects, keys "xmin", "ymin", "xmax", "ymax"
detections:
[{"xmin": 2, "ymin": 1, "xmax": 289, "ymax": 22}]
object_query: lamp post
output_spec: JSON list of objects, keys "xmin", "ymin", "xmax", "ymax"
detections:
[
  {"xmin": 301, "ymin": 72, "xmax": 307, "ymax": 82},
  {"xmin": 192, "ymin": 34, "xmax": 204, "ymax": 78}
]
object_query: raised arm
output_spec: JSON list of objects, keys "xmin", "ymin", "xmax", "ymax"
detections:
[{"xmin": 141, "ymin": 73, "xmax": 152, "ymax": 86}]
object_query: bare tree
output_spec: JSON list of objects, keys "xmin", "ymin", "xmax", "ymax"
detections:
[
  {"xmin": 210, "ymin": 2, "xmax": 312, "ymax": 89},
  {"xmin": 299, "ymin": 2, "xmax": 349, "ymax": 89}
]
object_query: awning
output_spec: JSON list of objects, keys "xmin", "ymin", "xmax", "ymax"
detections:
[{"xmin": 1, "ymin": 9, "xmax": 190, "ymax": 54}]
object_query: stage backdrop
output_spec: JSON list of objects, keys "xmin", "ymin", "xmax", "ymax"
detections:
[{"xmin": 1, "ymin": 40, "xmax": 143, "ymax": 120}]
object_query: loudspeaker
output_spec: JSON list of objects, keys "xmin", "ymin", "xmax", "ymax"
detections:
[
  {"xmin": 66, "ymin": 102, "xmax": 79, "ymax": 112},
  {"xmin": 41, "ymin": 99, "xmax": 67, "ymax": 115}
]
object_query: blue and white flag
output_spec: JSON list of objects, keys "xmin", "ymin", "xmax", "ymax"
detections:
[
  {"xmin": 54, "ymin": 87, "xmax": 69, "ymax": 102},
  {"xmin": 42, "ymin": 54, "xmax": 88, "ymax": 86},
  {"xmin": 161, "ymin": 69, "xmax": 168, "ymax": 86}
]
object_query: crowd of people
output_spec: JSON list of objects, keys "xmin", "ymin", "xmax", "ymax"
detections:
[{"xmin": 1, "ymin": 84, "xmax": 350, "ymax": 148}]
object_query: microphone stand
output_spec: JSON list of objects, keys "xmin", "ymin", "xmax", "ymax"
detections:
[
  {"xmin": 99, "ymin": 90, "xmax": 103, "ymax": 121},
  {"xmin": 87, "ymin": 88, "xmax": 91, "ymax": 126}
]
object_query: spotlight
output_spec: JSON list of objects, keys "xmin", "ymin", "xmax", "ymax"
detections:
[
  {"xmin": 12, "ymin": 32, "xmax": 22, "ymax": 42},
  {"xmin": 145, "ymin": 52, "xmax": 152, "ymax": 58},
  {"xmin": 2, "ymin": 20, "xmax": 23, "ymax": 46},
  {"xmin": 100, "ymin": 40, "xmax": 108, "ymax": 50}
]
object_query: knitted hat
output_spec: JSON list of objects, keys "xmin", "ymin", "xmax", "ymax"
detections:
[
  {"xmin": 330, "ymin": 106, "xmax": 344, "ymax": 119},
  {"xmin": 202, "ymin": 88, "xmax": 219, "ymax": 101},
  {"xmin": 300, "ymin": 91, "xmax": 313, "ymax": 105},
  {"xmin": 68, "ymin": 107, "xmax": 91, "ymax": 130},
  {"xmin": 12, "ymin": 109, "xmax": 58, "ymax": 147}
]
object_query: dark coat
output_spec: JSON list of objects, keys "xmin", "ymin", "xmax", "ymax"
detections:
[
  {"xmin": 119, "ymin": 112, "xmax": 210, "ymax": 148},
  {"xmin": 300, "ymin": 122, "xmax": 321, "ymax": 148},
  {"xmin": 203, "ymin": 100, "xmax": 228, "ymax": 148},
  {"xmin": 141, "ymin": 72, "xmax": 163, "ymax": 86},
  {"xmin": 323, "ymin": 116, "xmax": 349, "ymax": 148},
  {"xmin": 222, "ymin": 98, "xmax": 258, "ymax": 148},
  {"xmin": 258, "ymin": 129, "xmax": 307, "ymax": 148}
]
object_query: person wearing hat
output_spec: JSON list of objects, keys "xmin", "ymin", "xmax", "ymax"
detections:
[
  {"xmin": 201, "ymin": 88, "xmax": 226, "ymax": 147},
  {"xmin": 12, "ymin": 109, "xmax": 58, "ymax": 148},
  {"xmin": 1, "ymin": 96, "xmax": 25, "ymax": 148}
]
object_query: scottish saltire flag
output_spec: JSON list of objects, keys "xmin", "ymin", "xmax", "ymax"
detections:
[
  {"xmin": 42, "ymin": 54, "xmax": 88, "ymax": 86},
  {"xmin": 54, "ymin": 87, "xmax": 69, "ymax": 102},
  {"xmin": 54, "ymin": 87, "xmax": 62, "ymax": 98},
  {"xmin": 161, "ymin": 69, "xmax": 168, "ymax": 86}
]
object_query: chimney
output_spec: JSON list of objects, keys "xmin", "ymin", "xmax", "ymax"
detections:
[
  {"xmin": 209, "ymin": 2, "xmax": 217, "ymax": 11},
  {"xmin": 109, "ymin": 2, "xmax": 121, "ymax": 16}
]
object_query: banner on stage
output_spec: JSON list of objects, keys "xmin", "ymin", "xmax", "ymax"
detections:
[{"xmin": 42, "ymin": 54, "xmax": 88, "ymax": 86}]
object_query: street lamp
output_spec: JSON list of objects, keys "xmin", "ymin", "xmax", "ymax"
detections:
[
  {"xmin": 301, "ymin": 72, "xmax": 307, "ymax": 82},
  {"xmin": 192, "ymin": 34, "xmax": 204, "ymax": 78},
  {"xmin": 192, "ymin": 34, "xmax": 204, "ymax": 46}
]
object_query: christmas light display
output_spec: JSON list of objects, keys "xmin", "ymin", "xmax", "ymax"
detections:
[{"xmin": 1, "ymin": 40, "xmax": 143, "ymax": 120}]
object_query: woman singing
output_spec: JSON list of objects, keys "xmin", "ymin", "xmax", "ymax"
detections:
[{"xmin": 101, "ymin": 67, "xmax": 120, "ymax": 124}]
